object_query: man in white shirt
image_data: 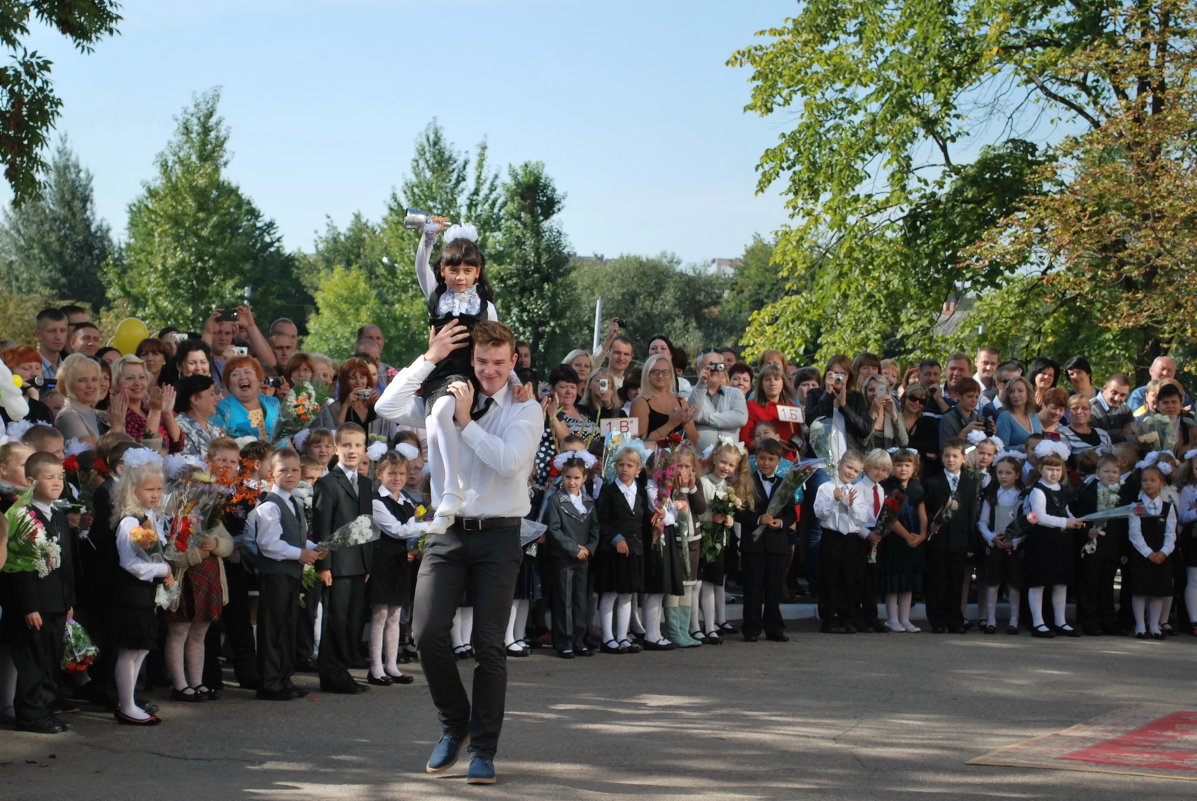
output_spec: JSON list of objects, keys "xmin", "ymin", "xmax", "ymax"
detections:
[
  {"xmin": 973, "ymin": 346, "xmax": 1000, "ymax": 402},
  {"xmin": 375, "ymin": 319, "xmax": 541, "ymax": 786}
]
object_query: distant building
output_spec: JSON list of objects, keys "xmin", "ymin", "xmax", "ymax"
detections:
[{"xmin": 708, "ymin": 258, "xmax": 740, "ymax": 276}]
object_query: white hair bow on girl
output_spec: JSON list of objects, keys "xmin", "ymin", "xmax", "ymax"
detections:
[
  {"xmin": 1033, "ymin": 439, "xmax": 1071, "ymax": 461},
  {"xmin": 553, "ymin": 451, "xmax": 597, "ymax": 472},
  {"xmin": 443, "ymin": 223, "xmax": 479, "ymax": 245},
  {"xmin": 123, "ymin": 448, "xmax": 164, "ymax": 469},
  {"xmin": 395, "ymin": 442, "xmax": 420, "ymax": 461}
]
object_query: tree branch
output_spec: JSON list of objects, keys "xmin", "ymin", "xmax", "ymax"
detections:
[{"xmin": 1024, "ymin": 72, "xmax": 1103, "ymax": 129}]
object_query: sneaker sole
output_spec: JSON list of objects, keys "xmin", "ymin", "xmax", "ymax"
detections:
[
  {"xmin": 425, "ymin": 737, "xmax": 469, "ymax": 774},
  {"xmin": 466, "ymin": 775, "xmax": 497, "ymax": 785}
]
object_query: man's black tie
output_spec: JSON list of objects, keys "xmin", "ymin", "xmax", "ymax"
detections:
[{"xmin": 471, "ymin": 397, "xmax": 495, "ymax": 421}]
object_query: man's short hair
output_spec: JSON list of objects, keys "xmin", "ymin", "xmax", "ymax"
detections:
[
  {"xmin": 1105, "ymin": 372, "xmax": 1131, "ymax": 387},
  {"xmin": 36, "ymin": 307, "xmax": 67, "ymax": 328},
  {"xmin": 996, "ymin": 360, "xmax": 1023, "ymax": 378},
  {"xmin": 611, "ymin": 335, "xmax": 634, "ymax": 350},
  {"xmin": 918, "ymin": 358, "xmax": 941, "ymax": 371},
  {"xmin": 269, "ymin": 318, "xmax": 297, "ymax": 334},
  {"xmin": 473, "ymin": 321, "xmax": 516, "ymax": 354}
]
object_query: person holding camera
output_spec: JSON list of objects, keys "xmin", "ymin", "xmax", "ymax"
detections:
[
  {"xmin": 202, "ymin": 305, "xmax": 274, "ymax": 383},
  {"xmin": 939, "ymin": 377, "xmax": 988, "ymax": 452},
  {"xmin": 316, "ymin": 357, "xmax": 391, "ymax": 440},
  {"xmin": 688, "ymin": 351, "xmax": 748, "ymax": 455},
  {"xmin": 863, "ymin": 374, "xmax": 907, "ymax": 451},
  {"xmin": 806, "ymin": 356, "xmax": 873, "ymax": 459}
]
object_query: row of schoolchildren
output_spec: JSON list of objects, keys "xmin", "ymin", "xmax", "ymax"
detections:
[{"xmin": 814, "ymin": 431, "xmax": 1197, "ymax": 641}]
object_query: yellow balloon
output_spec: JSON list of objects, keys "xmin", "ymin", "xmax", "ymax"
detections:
[{"xmin": 109, "ymin": 318, "xmax": 150, "ymax": 356}]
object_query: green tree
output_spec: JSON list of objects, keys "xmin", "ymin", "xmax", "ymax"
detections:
[
  {"xmin": 729, "ymin": 0, "xmax": 1196, "ymax": 373},
  {"xmin": 105, "ymin": 88, "xmax": 305, "ymax": 329},
  {"xmin": 0, "ymin": 1, "xmax": 121, "ymax": 204},
  {"xmin": 490, "ymin": 161, "xmax": 573, "ymax": 363},
  {"xmin": 567, "ymin": 254, "xmax": 735, "ymax": 367},
  {"xmin": 0, "ymin": 139, "xmax": 112, "ymax": 308}
]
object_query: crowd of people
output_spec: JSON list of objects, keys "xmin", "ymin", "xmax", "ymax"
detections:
[{"xmin": 1, "ymin": 237, "xmax": 1195, "ymax": 749}]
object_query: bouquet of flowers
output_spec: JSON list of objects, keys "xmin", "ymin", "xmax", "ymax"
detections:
[
  {"xmin": 650, "ymin": 448, "xmax": 687, "ymax": 557},
  {"xmin": 276, "ymin": 381, "xmax": 332, "ymax": 444},
  {"xmin": 747, "ymin": 458, "xmax": 820, "ymax": 545},
  {"xmin": 163, "ymin": 469, "xmax": 234, "ymax": 559},
  {"xmin": 61, "ymin": 617, "xmax": 99, "ymax": 673},
  {"xmin": 926, "ymin": 493, "xmax": 958, "ymax": 543},
  {"xmin": 1, "ymin": 486, "xmax": 62, "ymax": 578},
  {"xmin": 62, "ymin": 453, "xmax": 98, "ymax": 513},
  {"xmin": 1079, "ymin": 503, "xmax": 1147, "ymax": 523},
  {"xmin": 1081, "ymin": 482, "xmax": 1124, "ymax": 556},
  {"xmin": 807, "ymin": 418, "xmax": 835, "ymax": 472},
  {"xmin": 868, "ymin": 488, "xmax": 907, "ymax": 563},
  {"xmin": 700, "ymin": 485, "xmax": 742, "ymax": 563},
  {"xmin": 1136, "ymin": 413, "xmax": 1179, "ymax": 453},
  {"xmin": 320, "ymin": 515, "xmax": 381, "ymax": 550}
]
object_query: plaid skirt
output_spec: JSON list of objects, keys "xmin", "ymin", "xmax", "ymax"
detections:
[{"xmin": 168, "ymin": 557, "xmax": 225, "ymax": 623}]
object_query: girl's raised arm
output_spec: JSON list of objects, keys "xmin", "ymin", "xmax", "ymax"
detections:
[{"xmin": 415, "ymin": 227, "xmax": 441, "ymax": 300}]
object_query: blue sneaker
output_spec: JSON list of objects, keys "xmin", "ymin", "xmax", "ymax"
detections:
[
  {"xmin": 425, "ymin": 733, "xmax": 469, "ymax": 773},
  {"xmin": 466, "ymin": 755, "xmax": 496, "ymax": 785}
]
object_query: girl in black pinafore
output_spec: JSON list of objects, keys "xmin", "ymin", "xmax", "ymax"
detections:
[
  {"xmin": 414, "ymin": 221, "xmax": 499, "ymax": 533},
  {"xmin": 1022, "ymin": 447, "xmax": 1087, "ymax": 638},
  {"xmin": 1127, "ymin": 465, "xmax": 1178, "ymax": 639}
]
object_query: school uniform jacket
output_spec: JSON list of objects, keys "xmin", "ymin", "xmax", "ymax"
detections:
[
  {"xmin": 923, "ymin": 472, "xmax": 980, "ymax": 555},
  {"xmin": 737, "ymin": 473, "xmax": 798, "ymax": 555},
  {"xmin": 543, "ymin": 490, "xmax": 600, "ymax": 560},
  {"xmin": 4, "ymin": 507, "xmax": 75, "ymax": 619},
  {"xmin": 595, "ymin": 477, "xmax": 652, "ymax": 556},
  {"xmin": 313, "ymin": 468, "xmax": 377, "ymax": 577}
]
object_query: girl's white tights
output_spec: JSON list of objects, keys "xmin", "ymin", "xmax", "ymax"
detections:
[
  {"xmin": 699, "ymin": 581, "xmax": 718, "ymax": 635},
  {"xmin": 1132, "ymin": 596, "xmax": 1165, "ymax": 634},
  {"xmin": 884, "ymin": 592, "xmax": 915, "ymax": 628},
  {"xmin": 370, "ymin": 604, "xmax": 404, "ymax": 677},
  {"xmin": 982, "ymin": 585, "xmax": 1021, "ymax": 627},
  {"xmin": 1186, "ymin": 567, "xmax": 1197, "ymax": 627},
  {"xmin": 165, "ymin": 621, "xmax": 211, "ymax": 692},
  {"xmin": 1028, "ymin": 585, "xmax": 1068, "ymax": 628},
  {"xmin": 116, "ymin": 648, "xmax": 150, "ymax": 719},
  {"xmin": 428, "ymin": 395, "xmax": 464, "ymax": 517},
  {"xmin": 505, "ymin": 599, "xmax": 530, "ymax": 647},
  {"xmin": 642, "ymin": 594, "xmax": 668, "ymax": 644},
  {"xmin": 599, "ymin": 593, "xmax": 633, "ymax": 644},
  {"xmin": 450, "ymin": 606, "xmax": 474, "ymax": 649}
]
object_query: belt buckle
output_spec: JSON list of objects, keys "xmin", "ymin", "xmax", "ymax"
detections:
[{"xmin": 460, "ymin": 517, "xmax": 482, "ymax": 531}]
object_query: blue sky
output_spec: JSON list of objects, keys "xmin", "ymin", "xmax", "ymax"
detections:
[{"xmin": 11, "ymin": 0, "xmax": 799, "ymax": 266}]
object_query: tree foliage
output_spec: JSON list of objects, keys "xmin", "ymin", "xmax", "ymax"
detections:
[
  {"xmin": 0, "ymin": 0, "xmax": 121, "ymax": 204},
  {"xmin": 0, "ymin": 139, "xmax": 112, "ymax": 308},
  {"xmin": 730, "ymin": 0, "xmax": 1197, "ymax": 374},
  {"xmin": 490, "ymin": 161, "xmax": 574, "ymax": 363},
  {"xmin": 104, "ymin": 89, "xmax": 306, "ymax": 330},
  {"xmin": 565, "ymin": 254, "xmax": 734, "ymax": 366}
]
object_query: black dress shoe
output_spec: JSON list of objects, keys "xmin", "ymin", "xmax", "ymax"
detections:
[
  {"xmin": 288, "ymin": 686, "xmax": 311, "ymax": 698},
  {"xmin": 643, "ymin": 638, "xmax": 678, "ymax": 651},
  {"xmin": 388, "ymin": 673, "xmax": 415, "ymax": 685},
  {"xmin": 367, "ymin": 673, "xmax": 393, "ymax": 686},
  {"xmin": 320, "ymin": 681, "xmax": 368, "ymax": 694},
  {"xmin": 256, "ymin": 688, "xmax": 295, "ymax": 701},
  {"xmin": 742, "ymin": 634, "xmax": 759, "ymax": 642},
  {"xmin": 294, "ymin": 659, "xmax": 318, "ymax": 673},
  {"xmin": 931, "ymin": 626, "xmax": 947, "ymax": 634},
  {"xmin": 1006, "ymin": 625, "xmax": 1019, "ymax": 635},
  {"xmin": 170, "ymin": 688, "xmax": 202, "ymax": 702},
  {"xmin": 620, "ymin": 639, "xmax": 643, "ymax": 654},
  {"xmin": 18, "ymin": 717, "xmax": 65, "ymax": 733},
  {"xmin": 575, "ymin": 647, "xmax": 594, "ymax": 657},
  {"xmin": 947, "ymin": 626, "xmax": 965, "ymax": 634},
  {"xmin": 1032, "ymin": 625, "xmax": 1056, "ymax": 638},
  {"xmin": 717, "ymin": 622, "xmax": 739, "ymax": 634},
  {"xmin": 556, "ymin": 650, "xmax": 575, "ymax": 659},
  {"xmin": 50, "ymin": 715, "xmax": 71, "ymax": 730},
  {"xmin": 765, "ymin": 633, "xmax": 790, "ymax": 642},
  {"xmin": 601, "ymin": 640, "xmax": 624, "ymax": 654}
]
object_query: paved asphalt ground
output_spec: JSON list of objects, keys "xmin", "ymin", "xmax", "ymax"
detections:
[{"xmin": 2, "ymin": 616, "xmax": 1195, "ymax": 801}]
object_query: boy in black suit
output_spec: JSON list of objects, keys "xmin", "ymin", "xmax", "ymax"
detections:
[
  {"xmin": 736, "ymin": 440, "xmax": 797, "ymax": 642},
  {"xmin": 5, "ymin": 452, "xmax": 75, "ymax": 732},
  {"xmin": 314, "ymin": 423, "xmax": 377, "ymax": 693},
  {"xmin": 922, "ymin": 438, "xmax": 979, "ymax": 633}
]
